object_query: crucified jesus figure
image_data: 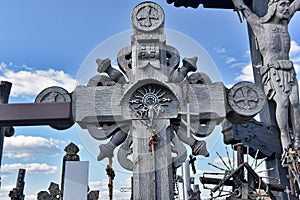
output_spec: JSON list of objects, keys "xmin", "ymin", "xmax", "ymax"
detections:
[{"xmin": 232, "ymin": 0, "xmax": 300, "ymax": 151}]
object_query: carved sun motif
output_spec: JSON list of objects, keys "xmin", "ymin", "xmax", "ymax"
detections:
[{"xmin": 129, "ymin": 84, "xmax": 172, "ymax": 118}]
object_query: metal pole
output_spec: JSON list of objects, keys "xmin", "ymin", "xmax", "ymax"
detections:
[
  {"xmin": 182, "ymin": 160, "xmax": 191, "ymax": 200},
  {"xmin": 181, "ymin": 164, "xmax": 185, "ymax": 200},
  {"xmin": 236, "ymin": 143, "xmax": 244, "ymax": 179}
]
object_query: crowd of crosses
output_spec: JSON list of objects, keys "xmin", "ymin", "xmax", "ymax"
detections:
[
  {"xmin": 1, "ymin": 0, "xmax": 300, "ymax": 199},
  {"xmin": 167, "ymin": 0, "xmax": 300, "ymax": 199}
]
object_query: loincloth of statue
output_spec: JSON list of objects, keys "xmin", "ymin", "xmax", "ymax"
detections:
[{"xmin": 260, "ymin": 60, "xmax": 297, "ymax": 100}]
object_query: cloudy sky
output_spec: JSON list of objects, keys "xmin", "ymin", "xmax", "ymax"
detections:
[{"xmin": 1, "ymin": 0, "xmax": 300, "ymax": 199}]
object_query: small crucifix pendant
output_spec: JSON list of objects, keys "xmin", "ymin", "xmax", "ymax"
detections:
[{"xmin": 149, "ymin": 134, "xmax": 158, "ymax": 157}]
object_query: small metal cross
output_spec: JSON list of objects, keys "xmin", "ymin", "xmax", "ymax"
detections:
[{"xmin": 189, "ymin": 155, "xmax": 197, "ymax": 174}]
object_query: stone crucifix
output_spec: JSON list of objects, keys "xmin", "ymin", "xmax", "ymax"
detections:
[{"xmin": 233, "ymin": 0, "xmax": 300, "ymax": 153}]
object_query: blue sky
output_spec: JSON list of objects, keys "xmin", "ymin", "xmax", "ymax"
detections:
[{"xmin": 1, "ymin": 0, "xmax": 300, "ymax": 199}]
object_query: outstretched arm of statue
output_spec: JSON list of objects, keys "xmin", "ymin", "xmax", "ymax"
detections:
[
  {"xmin": 232, "ymin": 0, "xmax": 258, "ymax": 18},
  {"xmin": 290, "ymin": 0, "xmax": 300, "ymax": 18},
  {"xmin": 232, "ymin": 0, "xmax": 246, "ymax": 10},
  {"xmin": 232, "ymin": 0, "xmax": 259, "ymax": 32}
]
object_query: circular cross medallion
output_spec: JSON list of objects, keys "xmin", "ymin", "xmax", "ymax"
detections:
[
  {"xmin": 228, "ymin": 81, "xmax": 265, "ymax": 117},
  {"xmin": 131, "ymin": 2, "xmax": 164, "ymax": 32},
  {"xmin": 35, "ymin": 86, "xmax": 71, "ymax": 103}
]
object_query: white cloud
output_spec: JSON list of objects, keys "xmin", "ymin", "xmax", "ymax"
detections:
[
  {"xmin": 213, "ymin": 156, "xmax": 232, "ymax": 168},
  {"xmin": 89, "ymin": 178, "xmax": 131, "ymax": 199},
  {"xmin": 0, "ymin": 62, "xmax": 76, "ymax": 98},
  {"xmin": 290, "ymin": 41, "xmax": 300, "ymax": 69},
  {"xmin": 25, "ymin": 195, "xmax": 37, "ymax": 200},
  {"xmin": 243, "ymin": 50, "xmax": 250, "ymax": 57},
  {"xmin": 226, "ymin": 57, "xmax": 237, "ymax": 64},
  {"xmin": 290, "ymin": 40, "xmax": 300, "ymax": 55},
  {"xmin": 1, "ymin": 163, "xmax": 59, "ymax": 175},
  {"xmin": 233, "ymin": 43, "xmax": 300, "ymax": 87},
  {"xmin": 294, "ymin": 63, "xmax": 300, "ymax": 73},
  {"xmin": 229, "ymin": 62, "xmax": 247, "ymax": 68},
  {"xmin": 235, "ymin": 64, "xmax": 254, "ymax": 82},
  {"xmin": 213, "ymin": 47, "xmax": 226, "ymax": 54},
  {"xmin": 225, "ymin": 84, "xmax": 234, "ymax": 89},
  {"xmin": 0, "ymin": 182, "xmax": 14, "ymax": 200},
  {"xmin": 0, "ymin": 182, "xmax": 15, "ymax": 192},
  {"xmin": 4, "ymin": 135, "xmax": 63, "ymax": 160},
  {"xmin": 89, "ymin": 179, "xmax": 108, "ymax": 193},
  {"xmin": 4, "ymin": 152, "xmax": 32, "ymax": 160},
  {"xmin": 292, "ymin": 56, "xmax": 300, "ymax": 63}
]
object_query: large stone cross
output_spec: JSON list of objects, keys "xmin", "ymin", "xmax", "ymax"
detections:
[
  {"xmin": 71, "ymin": 2, "xmax": 264, "ymax": 199},
  {"xmin": 73, "ymin": 3, "xmax": 225, "ymax": 199}
]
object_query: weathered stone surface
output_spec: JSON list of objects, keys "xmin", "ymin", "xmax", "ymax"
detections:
[
  {"xmin": 117, "ymin": 132, "xmax": 133, "ymax": 171},
  {"xmin": 96, "ymin": 58, "xmax": 127, "ymax": 84},
  {"xmin": 35, "ymin": 86, "xmax": 73, "ymax": 130},
  {"xmin": 226, "ymin": 81, "xmax": 265, "ymax": 124},
  {"xmin": 231, "ymin": 1, "xmax": 300, "ymax": 198},
  {"xmin": 232, "ymin": 0, "xmax": 300, "ymax": 151},
  {"xmin": 87, "ymin": 74, "xmax": 115, "ymax": 87},
  {"xmin": 131, "ymin": 2, "xmax": 165, "ymax": 32},
  {"xmin": 73, "ymin": 81, "xmax": 227, "ymax": 126},
  {"xmin": 35, "ymin": 86, "xmax": 71, "ymax": 103},
  {"xmin": 222, "ymin": 119, "xmax": 281, "ymax": 158},
  {"xmin": 70, "ymin": 2, "xmax": 266, "ymax": 200}
]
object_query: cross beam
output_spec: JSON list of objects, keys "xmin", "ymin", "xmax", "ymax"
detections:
[
  {"xmin": 0, "ymin": 102, "xmax": 73, "ymax": 127},
  {"xmin": 166, "ymin": 0, "xmax": 235, "ymax": 9}
]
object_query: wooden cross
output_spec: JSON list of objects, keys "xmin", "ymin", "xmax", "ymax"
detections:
[
  {"xmin": 166, "ymin": 0, "xmax": 296, "ymax": 198},
  {"xmin": 179, "ymin": 103, "xmax": 199, "ymax": 138},
  {"xmin": 189, "ymin": 155, "xmax": 197, "ymax": 174},
  {"xmin": 106, "ymin": 158, "xmax": 115, "ymax": 200},
  {"xmin": 0, "ymin": 2, "xmax": 265, "ymax": 200},
  {"xmin": 9, "ymin": 169, "xmax": 26, "ymax": 200},
  {"xmin": 72, "ymin": 3, "xmax": 231, "ymax": 200}
]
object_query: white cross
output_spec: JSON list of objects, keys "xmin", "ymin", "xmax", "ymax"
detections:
[{"xmin": 179, "ymin": 103, "xmax": 199, "ymax": 138}]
